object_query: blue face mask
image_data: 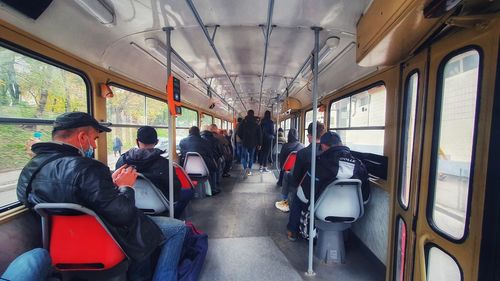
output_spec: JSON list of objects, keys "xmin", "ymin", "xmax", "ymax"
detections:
[{"xmin": 79, "ymin": 137, "xmax": 94, "ymax": 158}]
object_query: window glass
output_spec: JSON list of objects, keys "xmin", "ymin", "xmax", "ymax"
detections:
[
  {"xmin": 431, "ymin": 50, "xmax": 479, "ymax": 239},
  {"xmin": 328, "ymin": 84, "xmax": 387, "ymax": 154},
  {"xmin": 146, "ymin": 98, "xmax": 168, "ymax": 126},
  {"xmin": 0, "ymin": 45, "xmax": 88, "ymax": 208},
  {"xmin": 176, "ymin": 107, "xmax": 198, "ymax": 128},
  {"xmin": 426, "ymin": 247, "xmax": 461, "ymax": 281},
  {"xmin": 214, "ymin": 117, "xmax": 222, "ymax": 128},
  {"xmin": 107, "ymin": 86, "xmax": 146, "ymax": 125},
  {"xmin": 394, "ymin": 218, "xmax": 407, "ymax": 281},
  {"xmin": 201, "ymin": 114, "xmax": 213, "ymax": 128},
  {"xmin": 400, "ymin": 73, "xmax": 419, "ymax": 208}
]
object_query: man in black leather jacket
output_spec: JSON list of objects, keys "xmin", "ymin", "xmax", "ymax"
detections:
[
  {"xmin": 16, "ymin": 112, "xmax": 186, "ymax": 281},
  {"xmin": 116, "ymin": 126, "xmax": 194, "ymax": 218}
]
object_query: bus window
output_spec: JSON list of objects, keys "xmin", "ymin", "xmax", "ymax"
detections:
[
  {"xmin": 303, "ymin": 109, "xmax": 324, "ymax": 145},
  {"xmin": 214, "ymin": 117, "xmax": 222, "ymax": 128},
  {"xmin": 106, "ymin": 86, "xmax": 169, "ymax": 169},
  {"xmin": 430, "ymin": 50, "xmax": 480, "ymax": 240},
  {"xmin": 176, "ymin": 106, "xmax": 198, "ymax": 144},
  {"xmin": 0, "ymin": 44, "xmax": 88, "ymax": 208},
  {"xmin": 426, "ymin": 246, "xmax": 461, "ymax": 281},
  {"xmin": 200, "ymin": 114, "xmax": 213, "ymax": 128},
  {"xmin": 328, "ymin": 84, "xmax": 386, "ymax": 155},
  {"xmin": 400, "ymin": 72, "xmax": 419, "ymax": 208},
  {"xmin": 394, "ymin": 217, "xmax": 407, "ymax": 281}
]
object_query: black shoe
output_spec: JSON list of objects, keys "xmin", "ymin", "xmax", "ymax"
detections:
[
  {"xmin": 211, "ymin": 189, "xmax": 221, "ymax": 196},
  {"xmin": 222, "ymin": 173, "xmax": 230, "ymax": 177}
]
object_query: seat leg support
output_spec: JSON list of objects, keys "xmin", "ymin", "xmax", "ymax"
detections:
[{"xmin": 315, "ymin": 229, "xmax": 345, "ymax": 264}]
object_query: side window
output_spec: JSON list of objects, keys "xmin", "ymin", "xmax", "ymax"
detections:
[
  {"xmin": 106, "ymin": 86, "xmax": 169, "ymax": 169},
  {"xmin": 176, "ymin": 107, "xmax": 198, "ymax": 145},
  {"xmin": 328, "ymin": 84, "xmax": 386, "ymax": 154},
  {"xmin": 0, "ymin": 44, "xmax": 88, "ymax": 208},
  {"xmin": 303, "ymin": 109, "xmax": 324, "ymax": 145},
  {"xmin": 429, "ymin": 49, "xmax": 480, "ymax": 240},
  {"xmin": 200, "ymin": 114, "xmax": 213, "ymax": 128},
  {"xmin": 214, "ymin": 117, "xmax": 222, "ymax": 128}
]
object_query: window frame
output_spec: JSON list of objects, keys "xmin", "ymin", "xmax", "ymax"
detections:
[
  {"xmin": 424, "ymin": 243, "xmax": 464, "ymax": 281},
  {"xmin": 426, "ymin": 46, "xmax": 483, "ymax": 243},
  {"xmin": 0, "ymin": 39, "xmax": 92, "ymax": 212}
]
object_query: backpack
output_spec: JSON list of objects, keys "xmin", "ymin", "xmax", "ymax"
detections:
[{"xmin": 177, "ymin": 222, "xmax": 208, "ymax": 281}]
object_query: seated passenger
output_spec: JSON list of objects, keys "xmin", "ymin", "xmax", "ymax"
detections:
[
  {"xmin": 201, "ymin": 124, "xmax": 224, "ymax": 184},
  {"xmin": 179, "ymin": 126, "xmax": 220, "ymax": 194},
  {"xmin": 116, "ymin": 126, "xmax": 194, "ymax": 218},
  {"xmin": 211, "ymin": 125, "xmax": 233, "ymax": 177},
  {"xmin": 286, "ymin": 131, "xmax": 369, "ymax": 241},
  {"xmin": 1, "ymin": 248, "xmax": 52, "ymax": 281},
  {"xmin": 275, "ymin": 122, "xmax": 325, "ymax": 213},
  {"xmin": 16, "ymin": 112, "xmax": 186, "ymax": 281},
  {"xmin": 276, "ymin": 129, "xmax": 304, "ymax": 187}
]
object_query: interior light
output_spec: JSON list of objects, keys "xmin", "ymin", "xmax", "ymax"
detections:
[
  {"xmin": 326, "ymin": 36, "xmax": 340, "ymax": 49},
  {"xmin": 73, "ymin": 0, "xmax": 114, "ymax": 25},
  {"xmin": 145, "ymin": 38, "xmax": 194, "ymax": 78}
]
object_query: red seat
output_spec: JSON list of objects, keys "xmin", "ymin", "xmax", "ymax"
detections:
[
  {"xmin": 174, "ymin": 162, "xmax": 195, "ymax": 189},
  {"xmin": 283, "ymin": 151, "xmax": 298, "ymax": 172},
  {"xmin": 35, "ymin": 203, "xmax": 127, "ymax": 271}
]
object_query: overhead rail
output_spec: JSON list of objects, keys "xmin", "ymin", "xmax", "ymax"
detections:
[
  {"xmin": 185, "ymin": 0, "xmax": 247, "ymax": 111},
  {"xmin": 257, "ymin": 0, "xmax": 275, "ymax": 116},
  {"xmin": 276, "ymin": 54, "xmax": 312, "ymax": 103}
]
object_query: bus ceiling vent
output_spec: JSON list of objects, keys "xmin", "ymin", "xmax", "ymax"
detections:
[{"xmin": 73, "ymin": 0, "xmax": 115, "ymax": 26}]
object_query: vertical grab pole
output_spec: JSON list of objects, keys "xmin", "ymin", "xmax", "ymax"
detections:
[
  {"xmin": 164, "ymin": 26, "xmax": 175, "ymax": 219},
  {"xmin": 276, "ymin": 98, "xmax": 280, "ymax": 170},
  {"xmin": 306, "ymin": 26, "xmax": 322, "ymax": 276}
]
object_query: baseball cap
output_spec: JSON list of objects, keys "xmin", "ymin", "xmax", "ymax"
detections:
[
  {"xmin": 320, "ymin": 131, "xmax": 342, "ymax": 146},
  {"xmin": 53, "ymin": 112, "xmax": 111, "ymax": 132},
  {"xmin": 137, "ymin": 126, "xmax": 158, "ymax": 144}
]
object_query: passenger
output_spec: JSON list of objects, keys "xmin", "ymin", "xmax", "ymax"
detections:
[
  {"xmin": 237, "ymin": 110, "xmax": 262, "ymax": 177},
  {"xmin": 1, "ymin": 248, "xmax": 52, "ymax": 281},
  {"xmin": 232, "ymin": 117, "xmax": 243, "ymax": 163},
  {"xmin": 258, "ymin": 110, "xmax": 275, "ymax": 172},
  {"xmin": 116, "ymin": 126, "xmax": 194, "ymax": 218},
  {"xmin": 286, "ymin": 131, "xmax": 369, "ymax": 241},
  {"xmin": 277, "ymin": 128, "xmax": 287, "ymax": 144},
  {"xmin": 112, "ymin": 136, "xmax": 123, "ymax": 157},
  {"xmin": 16, "ymin": 112, "xmax": 186, "ymax": 281},
  {"xmin": 201, "ymin": 124, "xmax": 224, "ymax": 185},
  {"xmin": 179, "ymin": 126, "xmax": 220, "ymax": 194},
  {"xmin": 275, "ymin": 122, "xmax": 324, "ymax": 213},
  {"xmin": 276, "ymin": 129, "xmax": 304, "ymax": 187},
  {"xmin": 211, "ymin": 125, "xmax": 232, "ymax": 177}
]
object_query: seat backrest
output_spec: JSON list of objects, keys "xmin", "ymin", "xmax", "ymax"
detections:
[
  {"xmin": 283, "ymin": 151, "xmax": 297, "ymax": 172},
  {"xmin": 314, "ymin": 179, "xmax": 364, "ymax": 223},
  {"xmin": 34, "ymin": 203, "xmax": 126, "ymax": 271},
  {"xmin": 174, "ymin": 162, "xmax": 195, "ymax": 189},
  {"xmin": 133, "ymin": 173, "xmax": 171, "ymax": 214},
  {"xmin": 183, "ymin": 152, "xmax": 210, "ymax": 177}
]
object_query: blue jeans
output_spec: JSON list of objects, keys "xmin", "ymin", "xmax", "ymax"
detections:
[
  {"xmin": 2, "ymin": 248, "xmax": 51, "ymax": 281},
  {"xmin": 241, "ymin": 146, "xmax": 256, "ymax": 169},
  {"xmin": 235, "ymin": 143, "xmax": 242, "ymax": 161},
  {"xmin": 129, "ymin": 217, "xmax": 186, "ymax": 281}
]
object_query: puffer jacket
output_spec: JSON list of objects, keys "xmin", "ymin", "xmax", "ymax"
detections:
[
  {"xmin": 179, "ymin": 134, "xmax": 217, "ymax": 172},
  {"xmin": 17, "ymin": 142, "xmax": 164, "ymax": 261},
  {"xmin": 116, "ymin": 148, "xmax": 181, "ymax": 201},
  {"xmin": 300, "ymin": 145, "xmax": 370, "ymax": 202}
]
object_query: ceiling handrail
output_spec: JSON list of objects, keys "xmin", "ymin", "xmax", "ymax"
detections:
[{"xmin": 257, "ymin": 0, "xmax": 275, "ymax": 116}]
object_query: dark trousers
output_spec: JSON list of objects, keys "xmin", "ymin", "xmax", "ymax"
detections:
[
  {"xmin": 174, "ymin": 189, "xmax": 195, "ymax": 219},
  {"xmin": 259, "ymin": 138, "xmax": 273, "ymax": 167},
  {"xmin": 286, "ymin": 193, "xmax": 308, "ymax": 233}
]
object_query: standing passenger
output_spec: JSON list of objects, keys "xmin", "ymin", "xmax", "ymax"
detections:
[
  {"xmin": 237, "ymin": 110, "xmax": 262, "ymax": 177},
  {"xmin": 258, "ymin": 110, "xmax": 274, "ymax": 172},
  {"xmin": 232, "ymin": 117, "xmax": 243, "ymax": 163}
]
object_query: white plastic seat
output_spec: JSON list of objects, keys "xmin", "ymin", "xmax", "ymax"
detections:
[
  {"xmin": 183, "ymin": 152, "xmax": 211, "ymax": 198},
  {"xmin": 133, "ymin": 173, "xmax": 172, "ymax": 215},
  {"xmin": 313, "ymin": 179, "xmax": 364, "ymax": 264}
]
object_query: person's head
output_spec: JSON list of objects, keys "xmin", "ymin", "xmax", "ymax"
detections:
[
  {"xmin": 33, "ymin": 131, "xmax": 42, "ymax": 139},
  {"xmin": 306, "ymin": 122, "xmax": 325, "ymax": 144},
  {"xmin": 237, "ymin": 117, "xmax": 243, "ymax": 123},
  {"xmin": 263, "ymin": 110, "xmax": 271, "ymax": 120},
  {"xmin": 320, "ymin": 131, "xmax": 343, "ymax": 151},
  {"xmin": 287, "ymin": 128, "xmax": 299, "ymax": 142},
  {"xmin": 278, "ymin": 128, "xmax": 283, "ymax": 133},
  {"xmin": 189, "ymin": 126, "xmax": 200, "ymax": 136},
  {"xmin": 209, "ymin": 124, "xmax": 219, "ymax": 133},
  {"xmin": 247, "ymin": 110, "xmax": 254, "ymax": 117},
  {"xmin": 136, "ymin": 126, "xmax": 158, "ymax": 149},
  {"xmin": 228, "ymin": 129, "xmax": 233, "ymax": 135},
  {"xmin": 51, "ymin": 112, "xmax": 111, "ymax": 157},
  {"xmin": 201, "ymin": 124, "xmax": 211, "ymax": 132}
]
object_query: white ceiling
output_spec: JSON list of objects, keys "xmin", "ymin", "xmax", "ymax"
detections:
[{"xmin": 0, "ymin": 0, "xmax": 377, "ymax": 118}]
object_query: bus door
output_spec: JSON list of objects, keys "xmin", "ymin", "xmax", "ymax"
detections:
[{"xmin": 410, "ymin": 16, "xmax": 499, "ymax": 281}]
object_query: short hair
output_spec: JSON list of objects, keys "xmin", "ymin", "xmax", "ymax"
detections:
[
  {"xmin": 210, "ymin": 124, "xmax": 218, "ymax": 131},
  {"xmin": 307, "ymin": 122, "xmax": 325, "ymax": 139},
  {"xmin": 247, "ymin": 110, "xmax": 254, "ymax": 117},
  {"xmin": 189, "ymin": 126, "xmax": 200, "ymax": 135},
  {"xmin": 136, "ymin": 126, "xmax": 158, "ymax": 144},
  {"xmin": 237, "ymin": 117, "xmax": 243, "ymax": 122},
  {"xmin": 52, "ymin": 126, "xmax": 92, "ymax": 140}
]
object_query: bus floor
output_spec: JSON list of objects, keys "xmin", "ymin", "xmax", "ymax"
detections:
[{"xmin": 184, "ymin": 164, "xmax": 386, "ymax": 281}]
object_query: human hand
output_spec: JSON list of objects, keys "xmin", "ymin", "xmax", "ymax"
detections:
[
  {"xmin": 113, "ymin": 166, "xmax": 138, "ymax": 187},
  {"xmin": 112, "ymin": 164, "xmax": 128, "ymax": 182}
]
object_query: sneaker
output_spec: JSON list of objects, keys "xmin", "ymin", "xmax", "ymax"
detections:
[
  {"xmin": 247, "ymin": 170, "xmax": 252, "ymax": 176},
  {"xmin": 263, "ymin": 167, "xmax": 271, "ymax": 173},
  {"xmin": 287, "ymin": 231, "xmax": 298, "ymax": 242},
  {"xmin": 259, "ymin": 166, "xmax": 264, "ymax": 172},
  {"xmin": 275, "ymin": 200, "xmax": 290, "ymax": 212}
]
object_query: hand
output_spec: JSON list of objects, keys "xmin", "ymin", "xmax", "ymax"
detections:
[
  {"xmin": 112, "ymin": 164, "xmax": 128, "ymax": 182},
  {"xmin": 113, "ymin": 165, "xmax": 138, "ymax": 187}
]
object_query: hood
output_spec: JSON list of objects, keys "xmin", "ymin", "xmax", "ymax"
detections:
[
  {"xmin": 31, "ymin": 141, "xmax": 82, "ymax": 156},
  {"xmin": 287, "ymin": 129, "xmax": 299, "ymax": 143},
  {"xmin": 121, "ymin": 148, "xmax": 163, "ymax": 169},
  {"xmin": 200, "ymin": 130, "xmax": 214, "ymax": 138}
]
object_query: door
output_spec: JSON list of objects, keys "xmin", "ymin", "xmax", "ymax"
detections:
[{"xmin": 412, "ymin": 16, "xmax": 499, "ymax": 281}]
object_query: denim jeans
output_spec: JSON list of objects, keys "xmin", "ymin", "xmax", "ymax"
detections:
[
  {"xmin": 129, "ymin": 217, "xmax": 186, "ymax": 281},
  {"xmin": 287, "ymin": 193, "xmax": 308, "ymax": 233},
  {"xmin": 241, "ymin": 146, "xmax": 256, "ymax": 169},
  {"xmin": 2, "ymin": 248, "xmax": 51, "ymax": 281}
]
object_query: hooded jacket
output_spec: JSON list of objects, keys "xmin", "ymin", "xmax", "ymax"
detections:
[
  {"xmin": 300, "ymin": 145, "xmax": 370, "ymax": 202},
  {"xmin": 237, "ymin": 116, "xmax": 262, "ymax": 149},
  {"xmin": 116, "ymin": 148, "xmax": 181, "ymax": 201},
  {"xmin": 278, "ymin": 129, "xmax": 304, "ymax": 168},
  {"xmin": 17, "ymin": 142, "xmax": 163, "ymax": 261},
  {"xmin": 200, "ymin": 130, "xmax": 224, "ymax": 160}
]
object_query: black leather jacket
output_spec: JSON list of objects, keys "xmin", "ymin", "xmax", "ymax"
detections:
[
  {"xmin": 17, "ymin": 142, "xmax": 164, "ymax": 261},
  {"xmin": 179, "ymin": 134, "xmax": 217, "ymax": 172}
]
